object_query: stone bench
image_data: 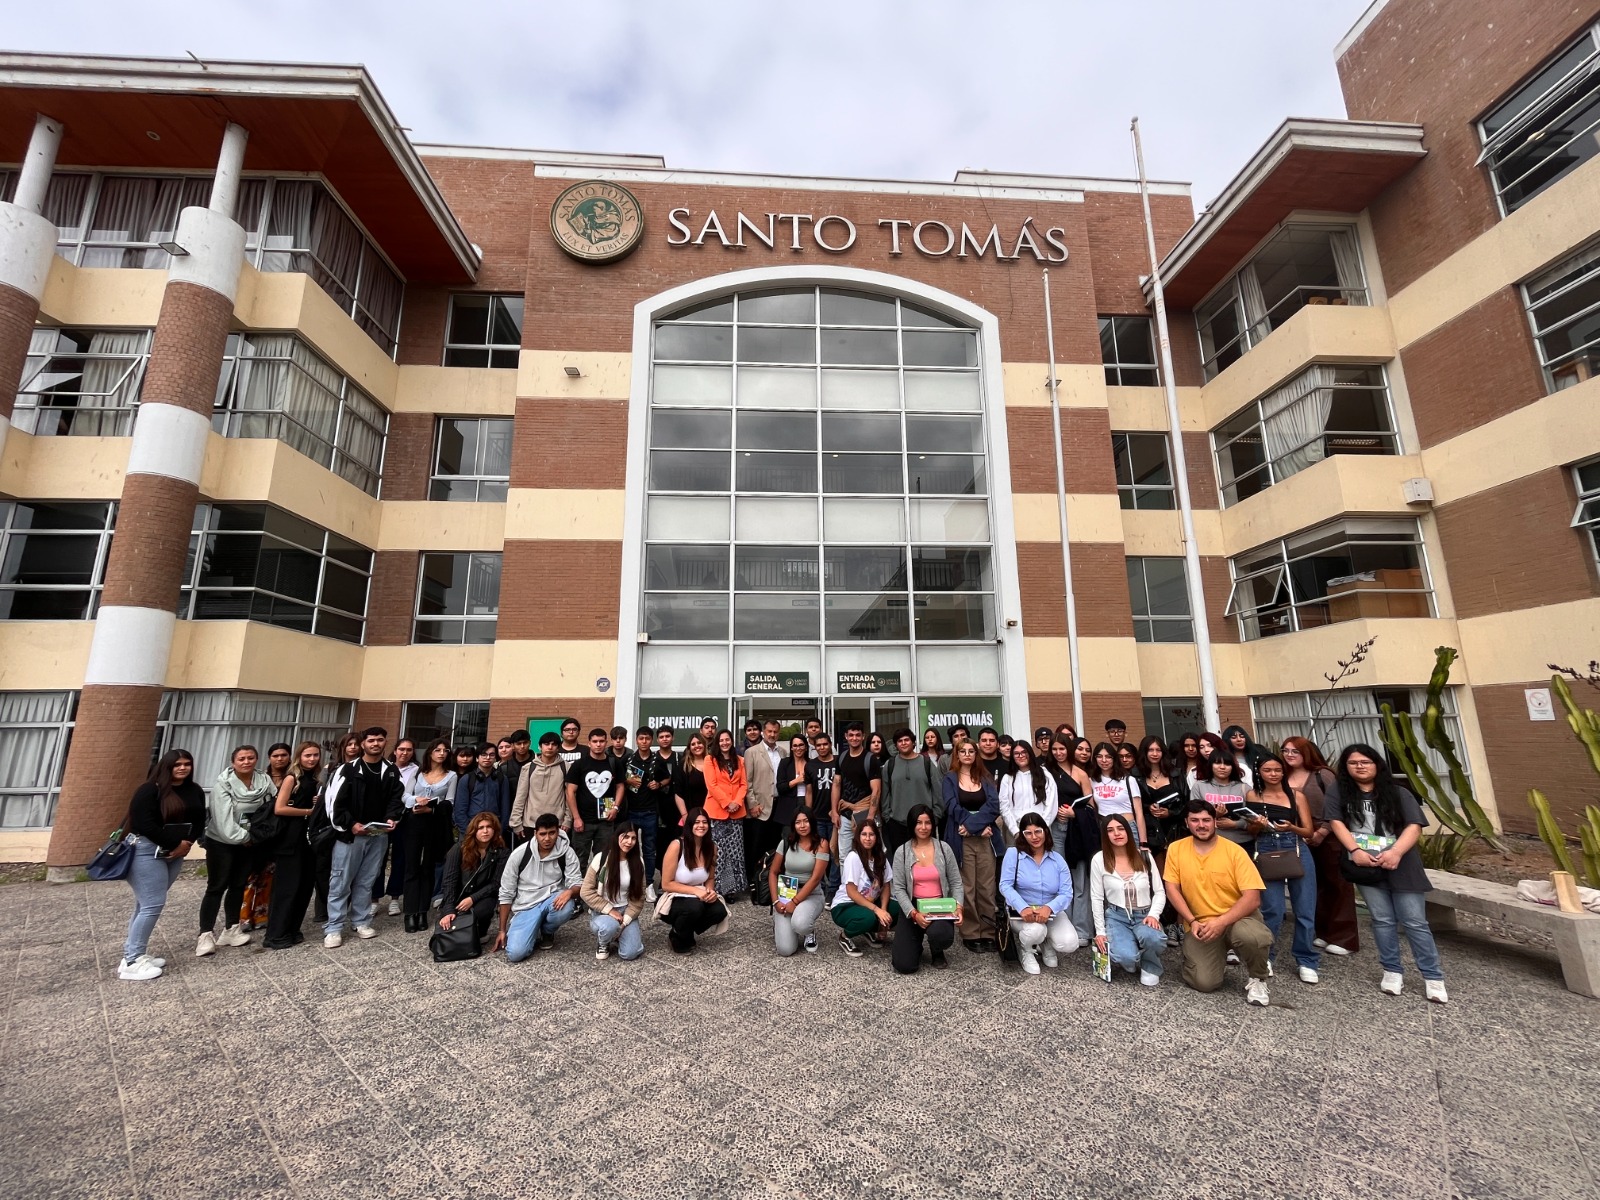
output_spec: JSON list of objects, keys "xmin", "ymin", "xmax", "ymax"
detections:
[{"xmin": 1424, "ymin": 869, "xmax": 1600, "ymax": 999}]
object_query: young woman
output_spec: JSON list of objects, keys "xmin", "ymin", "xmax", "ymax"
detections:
[
  {"xmin": 266, "ymin": 743, "xmax": 293, "ymax": 789},
  {"xmin": 868, "ymin": 731, "xmax": 887, "ymax": 760},
  {"xmin": 702, "ymin": 729, "xmax": 748, "ymax": 897},
  {"xmin": 999, "ymin": 741, "xmax": 1058, "ymax": 837},
  {"xmin": 1116, "ymin": 744, "xmax": 1138, "ymax": 775},
  {"xmin": 999, "ymin": 812, "xmax": 1079, "ymax": 975},
  {"xmin": 921, "ymin": 729, "xmax": 944, "ymax": 763},
  {"xmin": 115, "ymin": 750, "xmax": 205, "ymax": 980},
  {"xmin": 1327, "ymin": 744, "xmax": 1446, "ymax": 1003},
  {"xmin": 1045, "ymin": 736, "xmax": 1087, "ymax": 858},
  {"xmin": 889, "ymin": 804, "xmax": 964, "ymax": 974},
  {"xmin": 1283, "ymin": 735, "xmax": 1357, "ymax": 956},
  {"xmin": 403, "ymin": 739, "xmax": 457, "ymax": 932},
  {"xmin": 240, "ymin": 740, "xmax": 294, "ymax": 931},
  {"xmin": 675, "ymin": 734, "xmax": 710, "ymax": 833},
  {"xmin": 581, "ymin": 821, "xmax": 647, "ymax": 961},
  {"xmin": 942, "ymin": 738, "xmax": 1001, "ymax": 953},
  {"xmin": 313, "ymin": 733, "xmax": 361, "ymax": 925},
  {"xmin": 1191, "ymin": 750, "xmax": 1254, "ymax": 847},
  {"xmin": 451, "ymin": 744, "xmax": 477, "ymax": 776},
  {"xmin": 1221, "ymin": 724, "xmax": 1259, "ymax": 786},
  {"xmin": 767, "ymin": 807, "xmax": 830, "ymax": 956},
  {"xmin": 1088, "ymin": 742, "xmax": 1146, "ymax": 846},
  {"xmin": 659, "ymin": 808, "xmax": 729, "ymax": 953},
  {"xmin": 773, "ymin": 735, "xmax": 813, "ymax": 830},
  {"xmin": 263, "ymin": 742, "xmax": 322, "ymax": 950},
  {"xmin": 373, "ymin": 737, "xmax": 418, "ymax": 917},
  {"xmin": 831, "ymin": 818, "xmax": 899, "ymax": 956},
  {"xmin": 438, "ymin": 812, "xmax": 509, "ymax": 943},
  {"xmin": 1089, "ymin": 814, "xmax": 1168, "ymax": 986},
  {"xmin": 1135, "ymin": 736, "xmax": 1186, "ymax": 944},
  {"xmin": 1195, "ymin": 731, "xmax": 1225, "ymax": 773},
  {"xmin": 1252, "ymin": 753, "xmax": 1321, "ymax": 983},
  {"xmin": 997, "ymin": 734, "xmax": 1016, "ymax": 767},
  {"xmin": 1071, "ymin": 737, "xmax": 1095, "ymax": 779},
  {"xmin": 198, "ymin": 745, "xmax": 276, "ymax": 957}
]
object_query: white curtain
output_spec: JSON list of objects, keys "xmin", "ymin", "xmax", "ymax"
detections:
[
  {"xmin": 162, "ymin": 691, "xmax": 297, "ymax": 790},
  {"xmin": 281, "ymin": 343, "xmax": 342, "ymax": 467},
  {"xmin": 309, "ymin": 191, "xmax": 362, "ymax": 309},
  {"xmin": 1310, "ymin": 689, "xmax": 1383, "ymax": 759},
  {"xmin": 356, "ymin": 249, "xmax": 403, "ymax": 350},
  {"xmin": 76, "ymin": 331, "xmax": 147, "ymax": 436},
  {"xmin": 82, "ymin": 176, "xmax": 207, "ymax": 268},
  {"xmin": 12, "ymin": 330, "xmax": 58, "ymax": 434},
  {"xmin": 262, "ymin": 180, "xmax": 315, "ymax": 272},
  {"xmin": 1329, "ymin": 229, "xmax": 1366, "ymax": 305},
  {"xmin": 0, "ymin": 691, "xmax": 74, "ymax": 829},
  {"xmin": 1237, "ymin": 266, "xmax": 1270, "ymax": 345},
  {"xmin": 333, "ymin": 387, "xmax": 386, "ymax": 492},
  {"xmin": 44, "ymin": 174, "xmax": 92, "ymax": 245},
  {"xmin": 1262, "ymin": 365, "xmax": 1339, "ymax": 482}
]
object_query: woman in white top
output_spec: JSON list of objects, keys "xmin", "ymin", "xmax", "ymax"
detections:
[
  {"xmin": 830, "ymin": 817, "xmax": 897, "ymax": 957},
  {"xmin": 659, "ymin": 808, "xmax": 729, "ymax": 954},
  {"xmin": 403, "ymin": 738, "xmax": 457, "ymax": 931},
  {"xmin": 1088, "ymin": 742, "xmax": 1147, "ymax": 845},
  {"xmin": 1090, "ymin": 814, "xmax": 1167, "ymax": 986},
  {"xmin": 999, "ymin": 741, "xmax": 1058, "ymax": 835}
]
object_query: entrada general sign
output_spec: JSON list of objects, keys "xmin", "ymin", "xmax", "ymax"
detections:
[{"xmin": 550, "ymin": 180, "xmax": 645, "ymax": 263}]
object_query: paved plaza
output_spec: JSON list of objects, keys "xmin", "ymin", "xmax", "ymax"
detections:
[{"xmin": 0, "ymin": 874, "xmax": 1595, "ymax": 1200}]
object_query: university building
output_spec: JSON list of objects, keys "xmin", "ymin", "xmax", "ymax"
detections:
[{"xmin": 1, "ymin": 0, "xmax": 1597, "ymax": 874}]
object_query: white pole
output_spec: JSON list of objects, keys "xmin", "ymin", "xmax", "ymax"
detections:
[
  {"xmin": 1131, "ymin": 117, "xmax": 1221, "ymax": 732},
  {"xmin": 209, "ymin": 122, "xmax": 250, "ymax": 219},
  {"xmin": 13, "ymin": 114, "xmax": 64, "ymax": 214},
  {"xmin": 1042, "ymin": 268, "xmax": 1085, "ymax": 733}
]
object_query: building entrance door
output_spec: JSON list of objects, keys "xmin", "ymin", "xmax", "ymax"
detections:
[{"xmin": 732, "ymin": 696, "xmax": 818, "ymax": 742}]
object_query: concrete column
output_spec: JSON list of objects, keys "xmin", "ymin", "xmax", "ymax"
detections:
[
  {"xmin": 0, "ymin": 113, "xmax": 66, "ymax": 464},
  {"xmin": 46, "ymin": 123, "xmax": 249, "ymax": 878}
]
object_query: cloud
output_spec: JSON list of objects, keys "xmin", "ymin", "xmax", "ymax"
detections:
[{"xmin": 4, "ymin": 0, "xmax": 1373, "ymax": 204}]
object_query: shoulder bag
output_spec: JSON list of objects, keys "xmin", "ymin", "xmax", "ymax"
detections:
[
  {"xmin": 1339, "ymin": 852, "xmax": 1387, "ymax": 887},
  {"xmin": 86, "ymin": 827, "xmax": 133, "ymax": 881},
  {"xmin": 1254, "ymin": 844, "xmax": 1305, "ymax": 882},
  {"xmin": 429, "ymin": 911, "xmax": 482, "ymax": 962}
]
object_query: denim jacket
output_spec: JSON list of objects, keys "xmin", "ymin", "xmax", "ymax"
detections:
[{"xmin": 941, "ymin": 773, "xmax": 1004, "ymax": 857}]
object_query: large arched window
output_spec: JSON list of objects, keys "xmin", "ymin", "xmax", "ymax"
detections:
[{"xmin": 631, "ymin": 283, "xmax": 1010, "ymax": 732}]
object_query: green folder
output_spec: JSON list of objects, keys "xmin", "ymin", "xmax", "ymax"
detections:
[{"xmin": 916, "ymin": 897, "xmax": 958, "ymax": 917}]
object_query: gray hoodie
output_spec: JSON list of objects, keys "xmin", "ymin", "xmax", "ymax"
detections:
[
  {"xmin": 497, "ymin": 831, "xmax": 583, "ymax": 912},
  {"xmin": 207, "ymin": 767, "xmax": 276, "ymax": 846}
]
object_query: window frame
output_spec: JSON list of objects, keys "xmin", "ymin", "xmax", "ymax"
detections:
[
  {"xmin": 15, "ymin": 327, "xmax": 152, "ymax": 437},
  {"xmin": 1126, "ymin": 555, "xmax": 1194, "ymax": 644},
  {"xmin": 0, "ymin": 690, "xmax": 76, "ymax": 829},
  {"xmin": 442, "ymin": 295, "xmax": 524, "ymax": 369},
  {"xmin": 0, "ymin": 501, "xmax": 117, "ymax": 621},
  {"xmin": 429, "ymin": 416, "xmax": 513, "ymax": 502},
  {"xmin": 1111, "ymin": 432, "xmax": 1175, "ymax": 511},
  {"xmin": 411, "ymin": 551, "xmax": 503, "ymax": 645},
  {"xmin": 1098, "ymin": 315, "xmax": 1159, "ymax": 386},
  {"xmin": 400, "ymin": 700, "xmax": 490, "ymax": 749},
  {"xmin": 1523, "ymin": 239, "xmax": 1600, "ymax": 393},
  {"xmin": 1571, "ymin": 458, "xmax": 1600, "ymax": 568}
]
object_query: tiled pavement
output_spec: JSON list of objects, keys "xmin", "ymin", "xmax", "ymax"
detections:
[{"xmin": 0, "ymin": 876, "xmax": 1595, "ymax": 1200}]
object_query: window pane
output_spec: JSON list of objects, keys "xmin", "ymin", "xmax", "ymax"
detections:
[
  {"xmin": 824, "ymin": 498, "xmax": 906, "ymax": 542},
  {"xmin": 914, "ymin": 594, "xmax": 995, "ymax": 640},
  {"xmin": 735, "ymin": 546, "xmax": 819, "ymax": 591},
  {"xmin": 916, "ymin": 644, "xmax": 1001, "ymax": 691},
  {"xmin": 904, "ymin": 371, "xmax": 980, "ymax": 410},
  {"xmin": 821, "ymin": 369, "xmax": 899, "ymax": 410},
  {"xmin": 435, "ymin": 418, "xmax": 477, "ymax": 476},
  {"xmin": 490, "ymin": 296, "xmax": 524, "ymax": 345},
  {"xmin": 734, "ymin": 593, "xmax": 819, "ymax": 640},
  {"xmin": 735, "ymin": 497, "xmax": 818, "ymax": 543},
  {"xmin": 820, "ymin": 328, "xmax": 897, "ymax": 366},
  {"xmin": 645, "ymin": 545, "xmax": 729, "ymax": 590},
  {"xmin": 900, "ymin": 302, "xmax": 963, "ymax": 329},
  {"xmin": 655, "ymin": 325, "xmax": 732, "ymax": 362},
  {"xmin": 646, "ymin": 496, "xmax": 728, "ymax": 541},
  {"xmin": 650, "ymin": 450, "xmax": 730, "ymax": 491},
  {"xmin": 736, "ymin": 451, "xmax": 816, "ymax": 492},
  {"xmin": 663, "ymin": 297, "xmax": 733, "ymax": 322},
  {"xmin": 820, "ymin": 290, "xmax": 898, "ymax": 326},
  {"xmin": 418, "ymin": 554, "xmax": 471, "ymax": 616},
  {"xmin": 908, "ymin": 454, "xmax": 984, "ymax": 495},
  {"xmin": 0, "ymin": 534, "xmax": 99, "ymax": 586},
  {"xmin": 737, "ymin": 411, "xmax": 815, "ymax": 451},
  {"xmin": 653, "ymin": 410, "xmax": 731, "ymax": 449},
  {"xmin": 903, "ymin": 330, "xmax": 978, "ymax": 367},
  {"xmin": 316, "ymin": 611, "xmax": 364, "ymax": 644},
  {"xmin": 1142, "ymin": 558, "xmax": 1190, "ymax": 616},
  {"xmin": 825, "ymin": 594, "xmax": 909, "ymax": 640},
  {"xmin": 908, "ymin": 498, "xmax": 990, "ymax": 542},
  {"xmin": 738, "ymin": 289, "xmax": 815, "ymax": 324},
  {"xmin": 912, "ymin": 547, "xmax": 992, "ymax": 591},
  {"xmin": 641, "ymin": 645, "xmax": 730, "ymax": 693},
  {"xmin": 824, "ymin": 546, "xmax": 906, "ymax": 592},
  {"xmin": 447, "ymin": 295, "xmax": 491, "ymax": 346},
  {"xmin": 737, "ymin": 367, "xmax": 816, "ymax": 409},
  {"xmin": 0, "ymin": 589, "xmax": 93, "ymax": 620},
  {"xmin": 739, "ymin": 327, "xmax": 815, "ymax": 365},
  {"xmin": 654, "ymin": 364, "xmax": 732, "ymax": 406},
  {"xmin": 906, "ymin": 414, "xmax": 983, "ymax": 453},
  {"xmin": 321, "ymin": 563, "xmax": 369, "ymax": 616},
  {"xmin": 643, "ymin": 593, "xmax": 729, "ymax": 640},
  {"xmin": 822, "ymin": 413, "xmax": 901, "ymax": 452},
  {"xmin": 824, "ymin": 453, "xmax": 901, "ymax": 494}
]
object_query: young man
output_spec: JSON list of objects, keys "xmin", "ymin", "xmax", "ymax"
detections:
[
  {"xmin": 497, "ymin": 729, "xmax": 534, "ymax": 795},
  {"xmin": 1163, "ymin": 800, "xmax": 1273, "ymax": 1005},
  {"xmin": 324, "ymin": 727, "xmax": 405, "ymax": 947},
  {"xmin": 976, "ymin": 727, "xmax": 1009, "ymax": 778},
  {"xmin": 881, "ymin": 727, "xmax": 940, "ymax": 855},
  {"xmin": 493, "ymin": 812, "xmax": 582, "ymax": 960},
  {"xmin": 625, "ymin": 726, "xmax": 659, "ymax": 894},
  {"xmin": 741, "ymin": 718, "xmax": 783, "ymax": 888},
  {"xmin": 809, "ymin": 734, "xmax": 841, "ymax": 892},
  {"xmin": 698, "ymin": 717, "xmax": 719, "ymax": 754},
  {"xmin": 739, "ymin": 719, "xmax": 762, "ymax": 757},
  {"xmin": 1033, "ymin": 727, "xmax": 1054, "ymax": 760},
  {"xmin": 608, "ymin": 725, "xmax": 631, "ymax": 765},
  {"xmin": 649, "ymin": 726, "xmax": 683, "ymax": 875},
  {"xmin": 565, "ymin": 728, "xmax": 623, "ymax": 868},
  {"xmin": 510, "ymin": 732, "xmax": 570, "ymax": 841},
  {"xmin": 454, "ymin": 743, "xmax": 510, "ymax": 836},
  {"xmin": 831, "ymin": 722, "xmax": 881, "ymax": 882},
  {"xmin": 557, "ymin": 719, "xmax": 583, "ymax": 769},
  {"xmin": 804, "ymin": 717, "xmax": 825, "ymax": 759},
  {"xmin": 1104, "ymin": 719, "xmax": 1128, "ymax": 746}
]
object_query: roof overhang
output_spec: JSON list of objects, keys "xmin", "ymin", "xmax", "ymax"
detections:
[
  {"xmin": 0, "ymin": 52, "xmax": 478, "ymax": 283},
  {"xmin": 1148, "ymin": 118, "xmax": 1426, "ymax": 308}
]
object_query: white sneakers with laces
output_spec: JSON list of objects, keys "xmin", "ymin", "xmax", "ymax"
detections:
[
  {"xmin": 1380, "ymin": 971, "xmax": 1404, "ymax": 995},
  {"xmin": 323, "ymin": 932, "xmax": 343, "ymax": 948},
  {"xmin": 195, "ymin": 931, "xmax": 217, "ymax": 957},
  {"xmin": 355, "ymin": 925, "xmax": 378, "ymax": 940},
  {"xmin": 1299, "ymin": 966, "xmax": 1320, "ymax": 984},
  {"xmin": 218, "ymin": 924, "xmax": 251, "ymax": 948},
  {"xmin": 1245, "ymin": 978, "xmax": 1270, "ymax": 1007},
  {"xmin": 1139, "ymin": 970, "xmax": 1160, "ymax": 987},
  {"xmin": 1017, "ymin": 944, "xmax": 1042, "ymax": 975},
  {"xmin": 136, "ymin": 953, "xmax": 166, "ymax": 969},
  {"xmin": 1425, "ymin": 979, "xmax": 1449, "ymax": 1004},
  {"xmin": 118, "ymin": 958, "xmax": 162, "ymax": 981},
  {"xmin": 387, "ymin": 898, "xmax": 402, "ymax": 916},
  {"xmin": 1040, "ymin": 946, "xmax": 1058, "ymax": 969}
]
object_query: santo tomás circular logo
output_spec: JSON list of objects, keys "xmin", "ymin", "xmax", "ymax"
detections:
[{"xmin": 550, "ymin": 180, "xmax": 644, "ymax": 263}]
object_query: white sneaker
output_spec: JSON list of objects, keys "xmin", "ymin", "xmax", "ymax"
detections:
[
  {"xmin": 387, "ymin": 898, "xmax": 401, "ymax": 916},
  {"xmin": 135, "ymin": 953, "xmax": 166, "ymax": 969},
  {"xmin": 323, "ymin": 932, "xmax": 343, "ymax": 948},
  {"xmin": 1380, "ymin": 971, "xmax": 1404, "ymax": 995},
  {"xmin": 1425, "ymin": 979, "xmax": 1448, "ymax": 1004},
  {"xmin": 1299, "ymin": 966, "xmax": 1320, "ymax": 985},
  {"xmin": 1226, "ymin": 950, "xmax": 1239, "ymax": 965},
  {"xmin": 1040, "ymin": 946, "xmax": 1058, "ymax": 968},
  {"xmin": 803, "ymin": 934, "xmax": 818, "ymax": 953},
  {"xmin": 1313, "ymin": 937, "xmax": 1328, "ymax": 949},
  {"xmin": 1246, "ymin": 978, "xmax": 1270, "ymax": 1006},
  {"xmin": 118, "ymin": 958, "xmax": 162, "ymax": 981},
  {"xmin": 645, "ymin": 884, "xmax": 658, "ymax": 903},
  {"xmin": 195, "ymin": 932, "xmax": 217, "ymax": 957},
  {"xmin": 596, "ymin": 944, "xmax": 611, "ymax": 961},
  {"xmin": 1323, "ymin": 943, "xmax": 1352, "ymax": 957},
  {"xmin": 355, "ymin": 925, "xmax": 378, "ymax": 940},
  {"xmin": 1018, "ymin": 946, "xmax": 1041, "ymax": 975},
  {"xmin": 219, "ymin": 924, "xmax": 251, "ymax": 948},
  {"xmin": 1139, "ymin": 969, "xmax": 1160, "ymax": 987}
]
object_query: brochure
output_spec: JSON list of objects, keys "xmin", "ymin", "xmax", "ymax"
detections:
[
  {"xmin": 1092, "ymin": 943, "xmax": 1112, "ymax": 982},
  {"xmin": 777, "ymin": 874, "xmax": 802, "ymax": 904},
  {"xmin": 1352, "ymin": 833, "xmax": 1397, "ymax": 854},
  {"xmin": 916, "ymin": 897, "xmax": 958, "ymax": 919},
  {"xmin": 362, "ymin": 820, "xmax": 395, "ymax": 835},
  {"xmin": 601, "ymin": 794, "xmax": 618, "ymax": 819}
]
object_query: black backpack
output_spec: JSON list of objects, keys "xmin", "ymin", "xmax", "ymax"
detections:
[{"xmin": 246, "ymin": 792, "xmax": 282, "ymax": 847}]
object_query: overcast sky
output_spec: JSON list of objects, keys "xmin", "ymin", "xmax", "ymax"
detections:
[{"xmin": 9, "ymin": 0, "xmax": 1374, "ymax": 208}]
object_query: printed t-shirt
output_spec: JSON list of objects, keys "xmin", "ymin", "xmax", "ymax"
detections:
[{"xmin": 566, "ymin": 755, "xmax": 618, "ymax": 823}]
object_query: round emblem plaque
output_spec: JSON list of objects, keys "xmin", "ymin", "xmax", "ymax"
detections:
[{"xmin": 550, "ymin": 180, "xmax": 644, "ymax": 263}]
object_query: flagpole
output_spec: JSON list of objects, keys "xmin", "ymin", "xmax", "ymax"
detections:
[
  {"xmin": 1042, "ymin": 267, "xmax": 1085, "ymax": 733},
  {"xmin": 1131, "ymin": 117, "xmax": 1221, "ymax": 732}
]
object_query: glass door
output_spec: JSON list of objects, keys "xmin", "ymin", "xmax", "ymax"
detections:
[{"xmin": 871, "ymin": 697, "xmax": 914, "ymax": 735}]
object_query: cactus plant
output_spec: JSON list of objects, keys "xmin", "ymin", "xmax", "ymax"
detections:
[
  {"xmin": 1379, "ymin": 646, "xmax": 1505, "ymax": 861},
  {"xmin": 1528, "ymin": 788, "xmax": 1578, "ymax": 877},
  {"xmin": 1522, "ymin": 676, "xmax": 1600, "ymax": 887},
  {"xmin": 1581, "ymin": 807, "xmax": 1600, "ymax": 888}
]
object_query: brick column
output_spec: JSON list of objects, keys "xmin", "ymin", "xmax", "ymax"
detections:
[
  {"xmin": 0, "ymin": 114, "xmax": 65, "ymax": 461},
  {"xmin": 47, "ymin": 123, "xmax": 249, "ymax": 877}
]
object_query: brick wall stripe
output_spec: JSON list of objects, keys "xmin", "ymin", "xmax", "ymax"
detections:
[
  {"xmin": 83, "ymin": 606, "xmax": 177, "ymax": 687},
  {"xmin": 139, "ymin": 281, "xmax": 237, "ymax": 419},
  {"xmin": 98, "ymin": 472, "xmax": 200, "ymax": 610},
  {"xmin": 47, "ymin": 683, "xmax": 164, "ymax": 869},
  {"xmin": 125, "ymin": 401, "xmax": 210, "ymax": 485},
  {"xmin": 0, "ymin": 278, "xmax": 42, "ymax": 429}
]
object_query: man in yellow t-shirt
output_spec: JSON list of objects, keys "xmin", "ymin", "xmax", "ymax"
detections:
[{"xmin": 1163, "ymin": 800, "xmax": 1273, "ymax": 1005}]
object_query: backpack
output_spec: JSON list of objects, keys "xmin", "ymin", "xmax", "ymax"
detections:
[{"xmin": 246, "ymin": 794, "xmax": 282, "ymax": 847}]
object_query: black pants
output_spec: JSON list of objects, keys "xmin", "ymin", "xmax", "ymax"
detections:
[
  {"xmin": 743, "ymin": 817, "xmax": 779, "ymax": 886},
  {"xmin": 882, "ymin": 819, "xmax": 911, "ymax": 858},
  {"xmin": 403, "ymin": 813, "xmax": 446, "ymax": 917},
  {"xmin": 264, "ymin": 843, "xmax": 315, "ymax": 947},
  {"xmin": 312, "ymin": 835, "xmax": 335, "ymax": 924},
  {"xmin": 892, "ymin": 914, "xmax": 955, "ymax": 974},
  {"xmin": 666, "ymin": 897, "xmax": 728, "ymax": 950},
  {"xmin": 372, "ymin": 819, "xmax": 406, "ymax": 902},
  {"xmin": 199, "ymin": 841, "xmax": 253, "ymax": 933}
]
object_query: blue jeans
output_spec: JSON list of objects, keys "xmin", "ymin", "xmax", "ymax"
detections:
[
  {"xmin": 1359, "ymin": 885, "xmax": 1444, "ymax": 981},
  {"xmin": 504, "ymin": 894, "xmax": 579, "ymax": 962},
  {"xmin": 1256, "ymin": 833, "xmax": 1320, "ymax": 969},
  {"xmin": 1106, "ymin": 904, "xmax": 1165, "ymax": 977},
  {"xmin": 122, "ymin": 835, "xmax": 183, "ymax": 962},
  {"xmin": 817, "ymin": 816, "xmax": 838, "ymax": 895},
  {"xmin": 629, "ymin": 811, "xmax": 658, "ymax": 884},
  {"xmin": 589, "ymin": 910, "xmax": 644, "ymax": 960},
  {"xmin": 326, "ymin": 833, "xmax": 388, "ymax": 936}
]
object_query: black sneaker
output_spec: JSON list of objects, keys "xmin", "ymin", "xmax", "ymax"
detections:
[
  {"xmin": 931, "ymin": 949, "xmax": 949, "ymax": 969},
  {"xmin": 963, "ymin": 939, "xmax": 982, "ymax": 953},
  {"xmin": 840, "ymin": 935, "xmax": 865, "ymax": 958}
]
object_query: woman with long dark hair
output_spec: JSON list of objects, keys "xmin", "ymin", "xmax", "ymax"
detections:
[
  {"xmin": 1221, "ymin": 724, "xmax": 1260, "ymax": 786},
  {"xmin": 773, "ymin": 735, "xmax": 813, "ymax": 830},
  {"xmin": 943, "ymin": 737, "xmax": 1002, "ymax": 954},
  {"xmin": 1136, "ymin": 736, "xmax": 1186, "ymax": 858},
  {"xmin": 1282, "ymin": 735, "xmax": 1357, "ymax": 956},
  {"xmin": 116, "ymin": 749, "xmax": 205, "ymax": 980},
  {"xmin": 832, "ymin": 817, "xmax": 898, "ymax": 956},
  {"xmin": 240, "ymin": 741, "xmax": 294, "ymax": 932},
  {"xmin": 402, "ymin": 738, "xmax": 457, "ymax": 932},
  {"xmin": 999, "ymin": 741, "xmax": 1058, "ymax": 838},
  {"xmin": 198, "ymin": 744, "xmax": 275, "ymax": 957},
  {"xmin": 1177, "ymin": 733, "xmax": 1205, "ymax": 787},
  {"xmin": 658, "ymin": 807, "xmax": 729, "ymax": 953},
  {"xmin": 999, "ymin": 811, "xmax": 1079, "ymax": 975},
  {"xmin": 438, "ymin": 812, "xmax": 509, "ymax": 943},
  {"xmin": 890, "ymin": 804, "xmax": 964, "ymax": 973},
  {"xmin": 262, "ymin": 742, "xmax": 323, "ymax": 950},
  {"xmin": 1327, "ymin": 744, "xmax": 1446, "ymax": 1003},
  {"xmin": 1088, "ymin": 742, "xmax": 1146, "ymax": 845},
  {"xmin": 1191, "ymin": 749, "xmax": 1253, "ymax": 846},
  {"xmin": 921, "ymin": 728, "xmax": 945, "ymax": 764},
  {"xmin": 1252, "ymin": 753, "xmax": 1320, "ymax": 983},
  {"xmin": 768, "ymin": 807, "xmax": 831, "ymax": 956},
  {"xmin": 582, "ymin": 821, "xmax": 647, "ymax": 961},
  {"xmin": 702, "ymin": 729, "xmax": 748, "ymax": 897},
  {"xmin": 1089, "ymin": 813, "xmax": 1167, "ymax": 986}
]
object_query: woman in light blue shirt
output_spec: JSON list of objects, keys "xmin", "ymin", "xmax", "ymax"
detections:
[{"xmin": 999, "ymin": 811, "xmax": 1080, "ymax": 975}]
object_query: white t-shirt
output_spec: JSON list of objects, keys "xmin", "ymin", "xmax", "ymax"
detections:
[
  {"xmin": 589, "ymin": 854, "xmax": 631, "ymax": 909},
  {"xmin": 1091, "ymin": 775, "xmax": 1140, "ymax": 817},
  {"xmin": 831, "ymin": 850, "xmax": 893, "ymax": 909}
]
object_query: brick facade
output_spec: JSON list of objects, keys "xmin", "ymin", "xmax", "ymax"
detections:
[
  {"xmin": 48, "ymin": 684, "xmax": 164, "ymax": 868},
  {"xmin": 0, "ymin": 280, "xmax": 40, "ymax": 422}
]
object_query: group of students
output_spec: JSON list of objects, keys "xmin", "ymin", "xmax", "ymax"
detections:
[{"xmin": 110, "ymin": 713, "xmax": 1450, "ymax": 1006}]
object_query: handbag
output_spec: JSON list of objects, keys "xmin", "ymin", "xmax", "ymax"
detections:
[
  {"xmin": 1255, "ymin": 847, "xmax": 1305, "ymax": 882},
  {"xmin": 86, "ymin": 828, "xmax": 133, "ymax": 881},
  {"xmin": 751, "ymin": 849, "xmax": 774, "ymax": 907},
  {"xmin": 429, "ymin": 912, "xmax": 482, "ymax": 961},
  {"xmin": 1339, "ymin": 853, "xmax": 1387, "ymax": 887}
]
